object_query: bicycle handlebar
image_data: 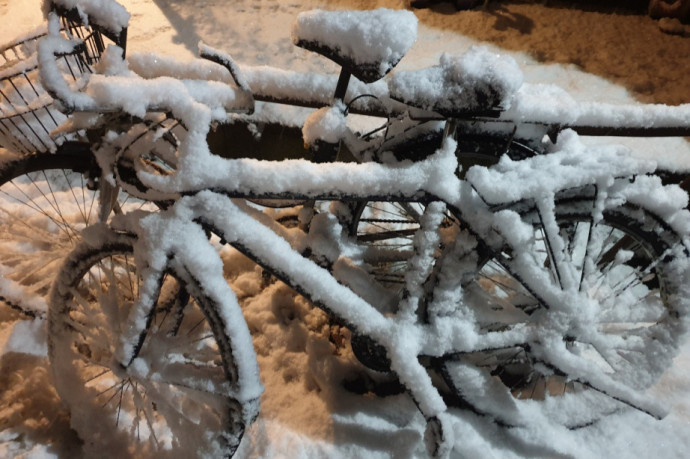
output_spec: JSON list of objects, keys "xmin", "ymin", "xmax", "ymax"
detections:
[{"xmin": 38, "ymin": 1, "xmax": 128, "ymax": 113}]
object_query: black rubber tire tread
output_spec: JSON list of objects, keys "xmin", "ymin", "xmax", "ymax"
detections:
[{"xmin": 0, "ymin": 147, "xmax": 94, "ymax": 182}]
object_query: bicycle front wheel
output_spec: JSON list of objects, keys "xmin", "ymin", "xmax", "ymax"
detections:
[{"xmin": 49, "ymin": 230, "xmax": 252, "ymax": 458}]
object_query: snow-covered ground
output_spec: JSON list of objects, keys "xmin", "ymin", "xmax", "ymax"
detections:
[{"xmin": 1, "ymin": 0, "xmax": 690, "ymax": 457}]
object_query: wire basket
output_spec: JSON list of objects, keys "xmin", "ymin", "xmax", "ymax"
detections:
[{"xmin": 0, "ymin": 15, "xmax": 114, "ymax": 155}]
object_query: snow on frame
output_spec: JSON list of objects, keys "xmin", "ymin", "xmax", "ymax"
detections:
[
  {"xmin": 124, "ymin": 133, "xmax": 690, "ymax": 454},
  {"xmin": 3, "ymin": 1, "xmax": 690, "ymax": 459},
  {"xmin": 466, "ymin": 130, "xmax": 658, "ymax": 204},
  {"xmin": 507, "ymin": 83, "xmax": 690, "ymax": 128}
]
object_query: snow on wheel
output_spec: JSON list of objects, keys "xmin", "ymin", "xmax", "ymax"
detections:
[
  {"xmin": 0, "ymin": 152, "xmax": 155, "ymax": 316},
  {"xmin": 49, "ymin": 230, "xmax": 250, "ymax": 458},
  {"xmin": 0, "ymin": 116, "xmax": 179, "ymax": 316},
  {"xmin": 349, "ymin": 136, "xmax": 536, "ymax": 293},
  {"xmin": 442, "ymin": 197, "xmax": 690, "ymax": 426}
]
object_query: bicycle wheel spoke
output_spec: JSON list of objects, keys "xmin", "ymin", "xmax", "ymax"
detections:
[
  {"xmin": 84, "ymin": 368, "xmax": 111, "ymax": 385},
  {"xmin": 440, "ymin": 195, "xmax": 686, "ymax": 426},
  {"xmin": 132, "ymin": 384, "xmax": 162, "ymax": 450},
  {"xmin": 1, "ymin": 179, "xmax": 77, "ymax": 240},
  {"xmin": 0, "ymin": 156, "xmax": 162, "ymax": 316}
]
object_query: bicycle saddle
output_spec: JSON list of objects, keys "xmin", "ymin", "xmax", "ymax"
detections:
[
  {"xmin": 388, "ymin": 47, "xmax": 524, "ymax": 116},
  {"xmin": 292, "ymin": 8, "xmax": 418, "ymax": 83}
]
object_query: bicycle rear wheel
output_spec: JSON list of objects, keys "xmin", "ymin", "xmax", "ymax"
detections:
[
  {"xmin": 442, "ymin": 197, "xmax": 689, "ymax": 426},
  {"xmin": 49, "ymin": 230, "xmax": 253, "ymax": 458},
  {"xmin": 0, "ymin": 148, "xmax": 155, "ymax": 316},
  {"xmin": 349, "ymin": 135, "xmax": 535, "ymax": 293}
]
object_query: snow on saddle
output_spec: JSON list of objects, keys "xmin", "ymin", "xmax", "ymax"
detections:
[
  {"xmin": 291, "ymin": 8, "xmax": 418, "ymax": 83},
  {"xmin": 389, "ymin": 46, "xmax": 524, "ymax": 116}
]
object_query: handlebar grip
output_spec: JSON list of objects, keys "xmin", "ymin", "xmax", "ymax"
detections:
[{"xmin": 198, "ymin": 42, "xmax": 255, "ymax": 113}]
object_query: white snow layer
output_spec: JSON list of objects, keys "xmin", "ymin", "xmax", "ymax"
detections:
[
  {"xmin": 302, "ymin": 101, "xmax": 349, "ymax": 145},
  {"xmin": 467, "ymin": 130, "xmax": 656, "ymax": 204},
  {"xmin": 507, "ymin": 83, "xmax": 690, "ymax": 128},
  {"xmin": 3, "ymin": 0, "xmax": 690, "ymax": 458},
  {"xmin": 46, "ymin": 0, "xmax": 130, "ymax": 34},
  {"xmin": 292, "ymin": 8, "xmax": 417, "ymax": 80},
  {"xmin": 389, "ymin": 46, "xmax": 524, "ymax": 112}
]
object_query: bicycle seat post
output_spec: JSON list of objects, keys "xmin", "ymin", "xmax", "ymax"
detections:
[
  {"xmin": 333, "ymin": 68, "xmax": 351, "ymax": 103},
  {"xmin": 311, "ymin": 67, "xmax": 351, "ymax": 164},
  {"xmin": 292, "ymin": 9, "xmax": 418, "ymax": 164},
  {"xmin": 301, "ymin": 66, "xmax": 352, "ymax": 232}
]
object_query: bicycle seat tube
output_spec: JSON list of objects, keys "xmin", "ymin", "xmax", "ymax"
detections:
[{"xmin": 311, "ymin": 67, "xmax": 351, "ymax": 163}]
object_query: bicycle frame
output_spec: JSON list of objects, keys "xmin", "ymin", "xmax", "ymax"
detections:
[{"xmin": 102, "ymin": 126, "xmax": 680, "ymax": 451}]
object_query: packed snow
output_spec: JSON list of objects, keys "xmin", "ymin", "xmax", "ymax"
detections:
[{"xmin": 1, "ymin": 0, "xmax": 690, "ymax": 458}]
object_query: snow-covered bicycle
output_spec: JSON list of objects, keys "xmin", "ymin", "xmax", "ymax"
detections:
[
  {"xmin": 4, "ymin": 0, "xmax": 690, "ymax": 457},
  {"xmin": 4, "ymin": 0, "xmax": 690, "ymax": 321}
]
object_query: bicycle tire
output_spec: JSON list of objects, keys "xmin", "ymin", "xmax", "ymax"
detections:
[
  {"xmin": 0, "ymin": 148, "xmax": 154, "ymax": 316},
  {"xmin": 49, "ymin": 229, "xmax": 251, "ymax": 458},
  {"xmin": 441, "ymin": 196, "xmax": 688, "ymax": 427},
  {"xmin": 348, "ymin": 135, "xmax": 536, "ymax": 292}
]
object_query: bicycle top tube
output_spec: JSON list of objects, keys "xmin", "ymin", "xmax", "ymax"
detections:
[
  {"xmin": 40, "ymin": 6, "xmax": 690, "ymax": 142},
  {"xmin": 118, "ymin": 52, "xmax": 690, "ymax": 139}
]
